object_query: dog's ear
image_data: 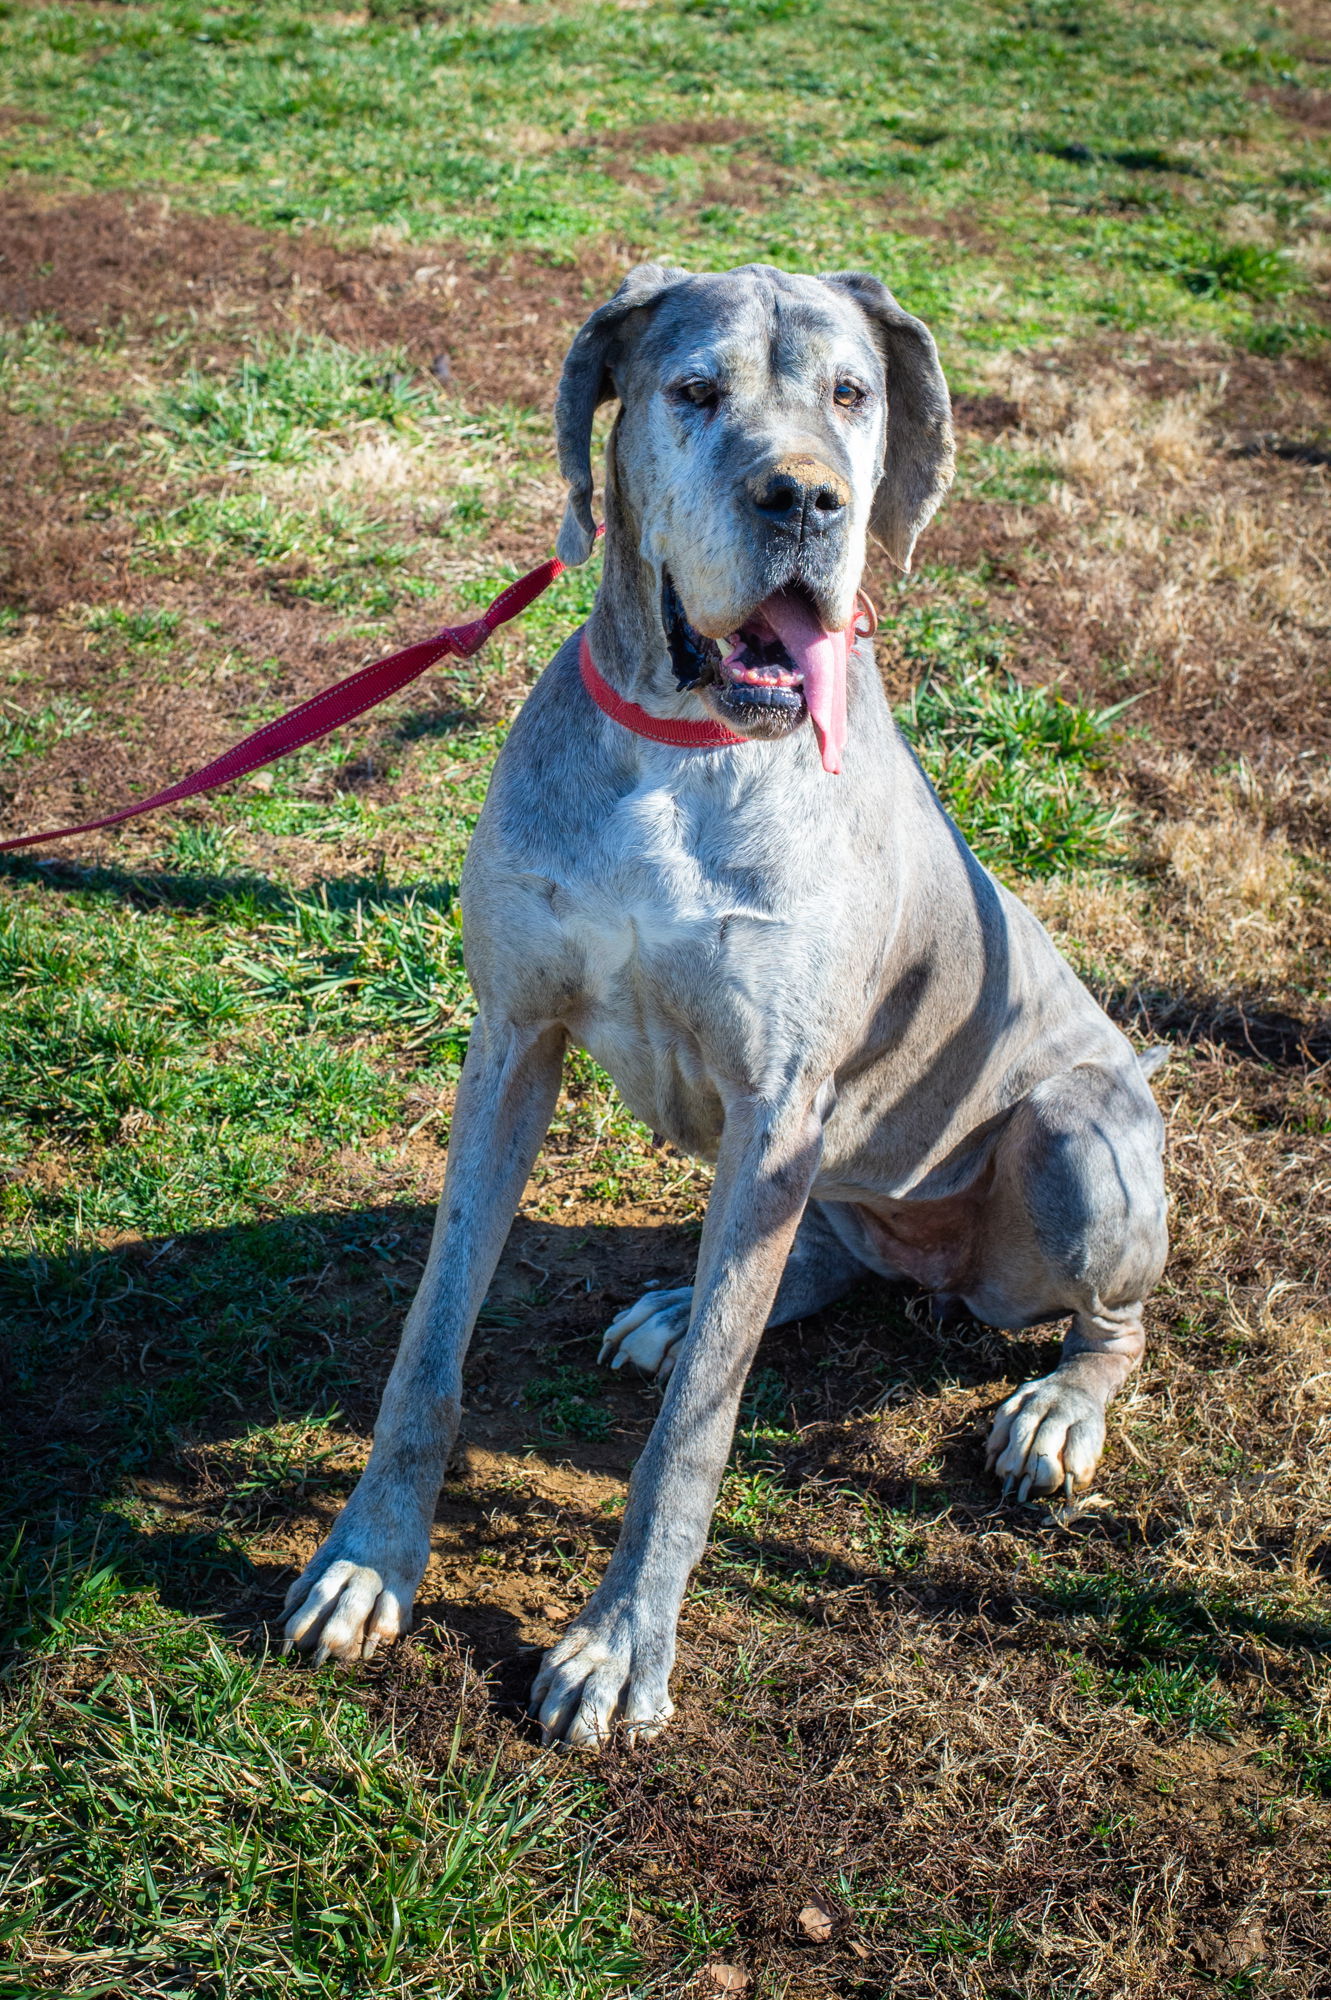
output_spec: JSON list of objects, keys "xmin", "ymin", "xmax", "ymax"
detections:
[
  {"xmin": 555, "ymin": 263, "xmax": 689, "ymax": 565},
  {"xmin": 820, "ymin": 271, "xmax": 955, "ymax": 572}
]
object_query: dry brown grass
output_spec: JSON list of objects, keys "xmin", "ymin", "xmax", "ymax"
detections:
[
  {"xmin": 0, "ymin": 187, "xmax": 622, "ymax": 406},
  {"xmin": 906, "ymin": 340, "xmax": 1331, "ymax": 776},
  {"xmin": 983, "ymin": 350, "xmax": 1331, "ymax": 732},
  {"xmin": 1027, "ymin": 754, "xmax": 1331, "ymax": 1032}
]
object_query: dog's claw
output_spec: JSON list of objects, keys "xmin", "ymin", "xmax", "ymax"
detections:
[
  {"xmin": 986, "ymin": 1372, "xmax": 1109, "ymax": 1503},
  {"xmin": 530, "ymin": 1609, "xmax": 675, "ymax": 1748},
  {"xmin": 282, "ymin": 1543, "xmax": 422, "ymax": 1667}
]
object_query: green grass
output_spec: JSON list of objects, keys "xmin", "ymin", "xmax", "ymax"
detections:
[
  {"xmin": 0, "ymin": 1553, "xmax": 644, "ymax": 1998},
  {"xmin": 1, "ymin": 0, "xmax": 1325, "ymax": 360},
  {"xmin": 131, "ymin": 339, "xmax": 568, "ymax": 623},
  {"xmin": 0, "ymin": 888, "xmax": 409, "ymax": 1239},
  {"xmin": 1046, "ymin": 1570, "xmax": 1331, "ymax": 1741},
  {"xmin": 523, "ymin": 1368, "xmax": 615, "ymax": 1442},
  {"xmin": 148, "ymin": 490, "xmax": 433, "ymax": 616},
  {"xmin": 0, "ymin": 840, "xmax": 680, "ymax": 1973},
  {"xmin": 162, "ymin": 337, "xmax": 428, "ymax": 467},
  {"xmin": 911, "ymin": 1908, "xmax": 1022, "ymax": 1968},
  {"xmin": 892, "ymin": 600, "xmax": 1129, "ymax": 875},
  {"xmin": 86, "ymin": 606, "xmax": 184, "ymax": 652},
  {"xmin": 0, "ymin": 696, "xmax": 93, "ymax": 762}
]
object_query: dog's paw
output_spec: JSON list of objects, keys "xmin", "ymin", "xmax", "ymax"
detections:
[
  {"xmin": 530, "ymin": 1606, "xmax": 675, "ymax": 1749},
  {"xmin": 282, "ymin": 1516, "xmax": 428, "ymax": 1665},
  {"xmin": 598, "ymin": 1285, "xmax": 692, "ymax": 1379},
  {"xmin": 985, "ymin": 1372, "xmax": 1107, "ymax": 1501}
]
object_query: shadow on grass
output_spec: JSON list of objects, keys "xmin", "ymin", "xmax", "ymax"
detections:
[
  {"xmin": 392, "ymin": 705, "xmax": 478, "ymax": 743},
  {"xmin": 7, "ymin": 1187, "xmax": 1329, "ymax": 1768},
  {"xmin": 1105, "ymin": 982, "xmax": 1331, "ymax": 1069},
  {"xmin": 2, "ymin": 850, "xmax": 456, "ymax": 919},
  {"xmin": 10, "ymin": 852, "xmax": 1329, "ymax": 1069},
  {"xmin": 0, "ymin": 1195, "xmax": 1058, "ymax": 1687},
  {"xmin": 0, "ymin": 1204, "xmax": 689, "ymax": 1667}
]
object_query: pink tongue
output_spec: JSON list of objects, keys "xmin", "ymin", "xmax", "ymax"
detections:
[{"xmin": 759, "ymin": 591, "xmax": 849, "ymax": 775}]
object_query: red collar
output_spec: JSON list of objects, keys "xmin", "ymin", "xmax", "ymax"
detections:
[{"xmin": 579, "ymin": 635, "xmax": 747, "ymax": 750}]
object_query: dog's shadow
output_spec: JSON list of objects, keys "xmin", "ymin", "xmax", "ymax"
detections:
[{"xmin": 0, "ymin": 1196, "xmax": 1061, "ymax": 1688}]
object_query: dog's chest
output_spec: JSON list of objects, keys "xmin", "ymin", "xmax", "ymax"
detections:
[
  {"xmin": 545, "ymin": 780, "xmax": 836, "ymax": 1124},
  {"xmin": 562, "ymin": 791, "xmax": 788, "ymax": 1013}
]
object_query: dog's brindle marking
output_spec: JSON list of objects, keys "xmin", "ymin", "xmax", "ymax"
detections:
[{"xmin": 283, "ymin": 265, "xmax": 1168, "ymax": 1747}]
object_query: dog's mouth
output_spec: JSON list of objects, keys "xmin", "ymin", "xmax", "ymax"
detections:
[{"xmin": 663, "ymin": 574, "xmax": 850, "ymax": 774}]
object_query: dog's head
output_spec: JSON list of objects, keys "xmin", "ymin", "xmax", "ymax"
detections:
[{"xmin": 555, "ymin": 262, "xmax": 953, "ymax": 771}]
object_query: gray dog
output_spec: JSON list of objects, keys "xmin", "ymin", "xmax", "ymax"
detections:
[{"xmin": 283, "ymin": 263, "xmax": 1168, "ymax": 1746}]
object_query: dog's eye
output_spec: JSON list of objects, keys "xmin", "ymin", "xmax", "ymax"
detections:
[
  {"xmin": 673, "ymin": 378, "xmax": 720, "ymax": 410},
  {"xmin": 833, "ymin": 380, "xmax": 864, "ymax": 410}
]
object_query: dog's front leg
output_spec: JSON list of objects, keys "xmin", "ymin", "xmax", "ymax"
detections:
[
  {"xmin": 283, "ymin": 1014, "xmax": 565, "ymax": 1664},
  {"xmin": 531, "ymin": 1089, "xmax": 826, "ymax": 1748}
]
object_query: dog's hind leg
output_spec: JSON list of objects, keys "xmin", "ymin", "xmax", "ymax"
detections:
[
  {"xmin": 599, "ymin": 1199, "xmax": 866, "ymax": 1379},
  {"xmin": 282, "ymin": 1014, "xmax": 566, "ymax": 1664},
  {"xmin": 974, "ymin": 1060, "xmax": 1169, "ymax": 1500}
]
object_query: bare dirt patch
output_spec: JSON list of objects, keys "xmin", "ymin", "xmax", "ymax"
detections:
[
  {"xmin": 1281, "ymin": 0, "xmax": 1331, "ymax": 66},
  {"xmin": 1258, "ymin": 79, "xmax": 1331, "ymax": 128},
  {"xmin": 879, "ymin": 198, "xmax": 1001, "ymax": 256},
  {"xmin": 0, "ymin": 188, "xmax": 623, "ymax": 406},
  {"xmin": 592, "ymin": 118, "xmax": 758, "ymax": 155},
  {"xmin": 0, "ymin": 409, "xmax": 142, "ymax": 616}
]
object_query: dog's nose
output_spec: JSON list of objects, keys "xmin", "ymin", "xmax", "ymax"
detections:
[{"xmin": 747, "ymin": 455, "xmax": 848, "ymax": 537}]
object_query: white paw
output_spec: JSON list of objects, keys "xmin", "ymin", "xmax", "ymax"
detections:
[
  {"xmin": 598, "ymin": 1285, "xmax": 693, "ymax": 1379},
  {"xmin": 985, "ymin": 1372, "xmax": 1107, "ymax": 1501},
  {"xmin": 529, "ymin": 1605, "xmax": 675, "ymax": 1749},
  {"xmin": 282, "ymin": 1516, "xmax": 427, "ymax": 1665}
]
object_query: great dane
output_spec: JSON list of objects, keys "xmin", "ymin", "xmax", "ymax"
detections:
[{"xmin": 283, "ymin": 263, "xmax": 1168, "ymax": 1746}]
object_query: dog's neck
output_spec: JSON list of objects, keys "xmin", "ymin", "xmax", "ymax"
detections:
[{"xmin": 582, "ymin": 475, "xmax": 702, "ymax": 723}]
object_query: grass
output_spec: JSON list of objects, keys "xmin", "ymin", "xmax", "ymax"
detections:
[
  {"xmin": 162, "ymin": 337, "xmax": 428, "ymax": 467},
  {"xmin": 891, "ymin": 601, "xmax": 1129, "ymax": 875},
  {"xmin": 150, "ymin": 490, "xmax": 434, "ymax": 617},
  {"xmin": 523, "ymin": 1369, "xmax": 616, "ymax": 1442},
  {"xmin": 0, "ymin": 0, "xmax": 1325, "ymax": 359},
  {"xmin": 0, "ymin": 1555, "xmax": 645, "ymax": 1997},
  {"xmin": 0, "ymin": 0, "xmax": 1329, "ymax": 1992},
  {"xmin": 0, "ymin": 696, "xmax": 92, "ymax": 762},
  {"xmin": 86, "ymin": 607, "xmax": 183, "ymax": 652}
]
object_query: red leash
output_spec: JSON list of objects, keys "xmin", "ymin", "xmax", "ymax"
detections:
[
  {"xmin": 0, "ymin": 550, "xmax": 592, "ymax": 855},
  {"xmin": 0, "ymin": 524, "xmax": 775, "ymax": 856}
]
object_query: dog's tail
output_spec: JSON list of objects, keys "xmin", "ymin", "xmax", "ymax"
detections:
[{"xmin": 1136, "ymin": 1045, "xmax": 1171, "ymax": 1080}]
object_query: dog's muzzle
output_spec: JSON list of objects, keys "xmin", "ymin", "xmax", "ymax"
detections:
[{"xmin": 663, "ymin": 573, "xmax": 854, "ymax": 775}]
